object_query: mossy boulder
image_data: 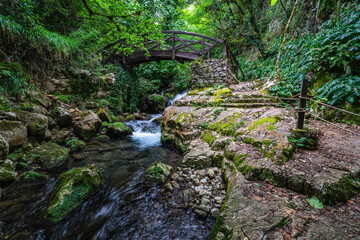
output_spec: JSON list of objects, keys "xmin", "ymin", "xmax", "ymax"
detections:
[
  {"xmin": 0, "ymin": 167, "xmax": 18, "ymax": 187},
  {"xmin": 56, "ymin": 107, "xmax": 73, "ymax": 127},
  {"xmin": 145, "ymin": 162, "xmax": 173, "ymax": 183},
  {"xmin": 44, "ymin": 164, "xmax": 104, "ymax": 222},
  {"xmin": 0, "ymin": 120, "xmax": 27, "ymax": 149},
  {"xmin": 106, "ymin": 122, "xmax": 132, "ymax": 138},
  {"xmin": 17, "ymin": 171, "xmax": 49, "ymax": 183},
  {"xmin": 73, "ymin": 110, "xmax": 102, "ymax": 140},
  {"xmin": 66, "ymin": 138, "xmax": 86, "ymax": 152},
  {"xmin": 147, "ymin": 94, "xmax": 165, "ymax": 113},
  {"xmin": 29, "ymin": 142, "xmax": 69, "ymax": 170},
  {"xmin": 291, "ymin": 128, "xmax": 319, "ymax": 150},
  {"xmin": 97, "ymin": 108, "xmax": 111, "ymax": 122},
  {"xmin": 0, "ymin": 134, "xmax": 9, "ymax": 160},
  {"xmin": 16, "ymin": 110, "xmax": 49, "ymax": 137}
]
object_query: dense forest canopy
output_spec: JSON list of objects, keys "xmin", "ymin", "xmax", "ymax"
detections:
[{"xmin": 0, "ymin": 0, "xmax": 359, "ymax": 117}]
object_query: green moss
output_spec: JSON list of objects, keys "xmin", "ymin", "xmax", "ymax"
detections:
[
  {"xmin": 214, "ymin": 88, "xmax": 231, "ymax": 98},
  {"xmin": 44, "ymin": 164, "xmax": 104, "ymax": 222},
  {"xmin": 243, "ymin": 137, "xmax": 262, "ymax": 148},
  {"xmin": 201, "ymin": 130, "xmax": 216, "ymax": 146},
  {"xmin": 30, "ymin": 142, "xmax": 69, "ymax": 169},
  {"xmin": 66, "ymin": 138, "xmax": 86, "ymax": 152},
  {"xmin": 145, "ymin": 161, "xmax": 173, "ymax": 182},
  {"xmin": 212, "ymin": 153, "xmax": 224, "ymax": 167},
  {"xmin": 266, "ymin": 124, "xmax": 275, "ymax": 130},
  {"xmin": 126, "ymin": 114, "xmax": 136, "ymax": 120},
  {"xmin": 175, "ymin": 112, "xmax": 194, "ymax": 125},
  {"xmin": 262, "ymin": 139, "xmax": 272, "ymax": 147},
  {"xmin": 112, "ymin": 122, "xmax": 129, "ymax": 131},
  {"xmin": 233, "ymin": 153, "xmax": 248, "ymax": 168},
  {"xmin": 209, "ymin": 113, "xmax": 243, "ymax": 136},
  {"xmin": 18, "ymin": 171, "xmax": 49, "ymax": 182},
  {"xmin": 248, "ymin": 117, "xmax": 278, "ymax": 131},
  {"xmin": 188, "ymin": 88, "xmax": 210, "ymax": 95}
]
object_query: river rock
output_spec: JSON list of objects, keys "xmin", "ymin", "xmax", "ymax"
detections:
[
  {"xmin": 51, "ymin": 129, "xmax": 73, "ymax": 145},
  {"xmin": 29, "ymin": 142, "xmax": 69, "ymax": 170},
  {"xmin": 145, "ymin": 162, "xmax": 174, "ymax": 183},
  {"xmin": 214, "ymin": 196, "xmax": 224, "ymax": 204},
  {"xmin": 73, "ymin": 110, "xmax": 101, "ymax": 140},
  {"xmin": 201, "ymin": 197, "xmax": 211, "ymax": 205},
  {"xmin": 210, "ymin": 208, "xmax": 220, "ymax": 218},
  {"xmin": 0, "ymin": 167, "xmax": 18, "ymax": 187},
  {"xmin": 208, "ymin": 169, "xmax": 215, "ymax": 178},
  {"xmin": 0, "ymin": 135, "xmax": 9, "ymax": 160},
  {"xmin": 16, "ymin": 110, "xmax": 48, "ymax": 137},
  {"xmin": 0, "ymin": 120, "xmax": 27, "ymax": 149},
  {"xmin": 199, "ymin": 189, "xmax": 212, "ymax": 197},
  {"xmin": 56, "ymin": 107, "xmax": 73, "ymax": 127},
  {"xmin": 165, "ymin": 182, "xmax": 174, "ymax": 192},
  {"xmin": 194, "ymin": 209, "xmax": 207, "ymax": 218},
  {"xmin": 65, "ymin": 138, "xmax": 86, "ymax": 152},
  {"xmin": 0, "ymin": 112, "xmax": 17, "ymax": 121},
  {"xmin": 97, "ymin": 108, "xmax": 111, "ymax": 122},
  {"xmin": 106, "ymin": 122, "xmax": 132, "ymax": 138},
  {"xmin": 180, "ymin": 189, "xmax": 194, "ymax": 203},
  {"xmin": 44, "ymin": 164, "xmax": 104, "ymax": 222},
  {"xmin": 17, "ymin": 171, "xmax": 49, "ymax": 183}
]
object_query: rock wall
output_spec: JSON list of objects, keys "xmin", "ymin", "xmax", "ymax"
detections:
[{"xmin": 191, "ymin": 59, "xmax": 238, "ymax": 87}]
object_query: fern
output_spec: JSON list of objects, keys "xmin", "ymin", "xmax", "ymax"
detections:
[{"xmin": 317, "ymin": 75, "xmax": 360, "ymax": 106}]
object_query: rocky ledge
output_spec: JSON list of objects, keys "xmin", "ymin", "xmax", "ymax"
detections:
[{"xmin": 161, "ymin": 81, "xmax": 360, "ymax": 239}]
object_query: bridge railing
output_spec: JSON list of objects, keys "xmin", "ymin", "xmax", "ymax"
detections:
[{"xmin": 102, "ymin": 30, "xmax": 244, "ymax": 79}]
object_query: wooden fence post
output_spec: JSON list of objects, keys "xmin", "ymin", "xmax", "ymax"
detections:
[
  {"xmin": 223, "ymin": 39, "xmax": 227, "ymax": 59},
  {"xmin": 172, "ymin": 33, "xmax": 175, "ymax": 60},
  {"xmin": 297, "ymin": 78, "xmax": 308, "ymax": 129}
]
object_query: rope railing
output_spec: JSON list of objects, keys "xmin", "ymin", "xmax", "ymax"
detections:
[{"xmin": 295, "ymin": 78, "xmax": 360, "ymax": 136}]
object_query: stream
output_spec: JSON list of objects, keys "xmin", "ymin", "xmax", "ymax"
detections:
[{"xmin": 0, "ymin": 91, "xmax": 214, "ymax": 240}]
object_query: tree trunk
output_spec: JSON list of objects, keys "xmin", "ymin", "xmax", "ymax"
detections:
[{"xmin": 276, "ymin": 0, "xmax": 299, "ymax": 80}]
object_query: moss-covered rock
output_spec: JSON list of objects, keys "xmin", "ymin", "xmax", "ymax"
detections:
[
  {"xmin": 147, "ymin": 94, "xmax": 165, "ymax": 113},
  {"xmin": 291, "ymin": 128, "xmax": 319, "ymax": 150},
  {"xmin": 145, "ymin": 162, "xmax": 173, "ymax": 183},
  {"xmin": 0, "ymin": 134, "xmax": 9, "ymax": 160},
  {"xmin": 17, "ymin": 171, "xmax": 49, "ymax": 183},
  {"xmin": 44, "ymin": 164, "xmax": 104, "ymax": 222},
  {"xmin": 0, "ymin": 120, "xmax": 27, "ymax": 149},
  {"xmin": 106, "ymin": 122, "xmax": 132, "ymax": 138},
  {"xmin": 209, "ymin": 113, "xmax": 243, "ymax": 136},
  {"xmin": 97, "ymin": 108, "xmax": 111, "ymax": 122},
  {"xmin": 29, "ymin": 142, "xmax": 69, "ymax": 169},
  {"xmin": 73, "ymin": 110, "xmax": 102, "ymax": 140},
  {"xmin": 66, "ymin": 138, "xmax": 86, "ymax": 152},
  {"xmin": 0, "ymin": 167, "xmax": 18, "ymax": 187},
  {"xmin": 16, "ymin": 110, "xmax": 49, "ymax": 137}
]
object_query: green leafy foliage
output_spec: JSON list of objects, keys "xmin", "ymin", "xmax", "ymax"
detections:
[
  {"xmin": 317, "ymin": 75, "xmax": 360, "ymax": 106},
  {"xmin": 308, "ymin": 3, "xmax": 360, "ymax": 73},
  {"xmin": 307, "ymin": 196, "xmax": 324, "ymax": 209}
]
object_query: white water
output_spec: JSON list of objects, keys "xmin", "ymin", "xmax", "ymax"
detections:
[
  {"xmin": 126, "ymin": 90, "xmax": 188, "ymax": 149},
  {"xmin": 169, "ymin": 89, "xmax": 189, "ymax": 106}
]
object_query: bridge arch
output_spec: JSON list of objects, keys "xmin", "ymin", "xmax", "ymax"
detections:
[{"xmin": 103, "ymin": 30, "xmax": 243, "ymax": 79}]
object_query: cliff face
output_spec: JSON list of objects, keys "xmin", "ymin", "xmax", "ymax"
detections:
[{"xmin": 161, "ymin": 81, "xmax": 360, "ymax": 239}]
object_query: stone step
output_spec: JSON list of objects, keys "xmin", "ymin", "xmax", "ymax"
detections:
[
  {"xmin": 220, "ymin": 102, "xmax": 281, "ymax": 108},
  {"xmin": 228, "ymin": 97, "xmax": 278, "ymax": 104}
]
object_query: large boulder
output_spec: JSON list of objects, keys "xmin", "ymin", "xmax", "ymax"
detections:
[
  {"xmin": 0, "ymin": 120, "xmax": 27, "ymax": 149},
  {"xmin": 44, "ymin": 164, "xmax": 104, "ymax": 222},
  {"xmin": 145, "ymin": 94, "xmax": 165, "ymax": 113},
  {"xmin": 106, "ymin": 122, "xmax": 132, "ymax": 138},
  {"xmin": 16, "ymin": 110, "xmax": 48, "ymax": 137},
  {"xmin": 0, "ymin": 135, "xmax": 9, "ymax": 160},
  {"xmin": 145, "ymin": 162, "xmax": 173, "ymax": 183},
  {"xmin": 56, "ymin": 107, "xmax": 73, "ymax": 127},
  {"xmin": 0, "ymin": 167, "xmax": 18, "ymax": 187},
  {"xmin": 29, "ymin": 142, "xmax": 69, "ymax": 170},
  {"xmin": 73, "ymin": 111, "xmax": 101, "ymax": 140},
  {"xmin": 17, "ymin": 171, "xmax": 49, "ymax": 183}
]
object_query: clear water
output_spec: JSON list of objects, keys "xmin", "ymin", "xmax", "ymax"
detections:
[{"xmin": 0, "ymin": 91, "xmax": 214, "ymax": 240}]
